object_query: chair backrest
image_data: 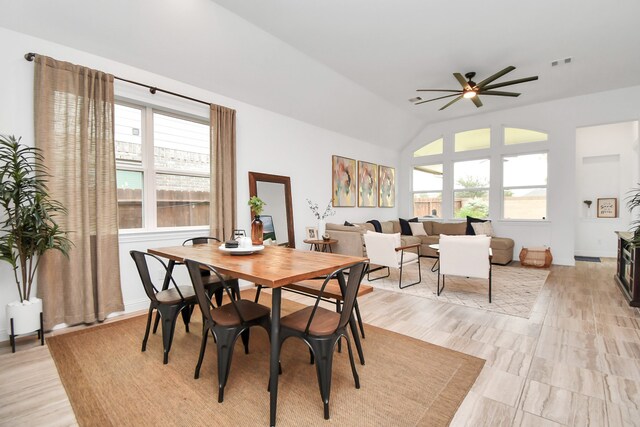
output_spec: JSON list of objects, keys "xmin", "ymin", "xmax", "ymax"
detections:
[
  {"xmin": 185, "ymin": 259, "xmax": 247, "ymax": 325},
  {"xmin": 182, "ymin": 236, "xmax": 221, "ymax": 246},
  {"xmin": 363, "ymin": 232, "xmax": 401, "ymax": 268},
  {"xmin": 130, "ymin": 250, "xmax": 186, "ymax": 303},
  {"xmin": 304, "ymin": 261, "xmax": 368, "ymax": 334},
  {"xmin": 439, "ymin": 235, "xmax": 491, "ymax": 279}
]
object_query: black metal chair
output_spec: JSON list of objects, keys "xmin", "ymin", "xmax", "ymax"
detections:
[
  {"xmin": 278, "ymin": 261, "xmax": 368, "ymax": 420},
  {"xmin": 185, "ymin": 259, "xmax": 271, "ymax": 403},
  {"xmin": 130, "ymin": 250, "xmax": 197, "ymax": 364},
  {"xmin": 182, "ymin": 237, "xmax": 241, "ymax": 305}
]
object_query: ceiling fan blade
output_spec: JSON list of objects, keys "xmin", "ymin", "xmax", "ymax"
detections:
[
  {"xmin": 415, "ymin": 93, "xmax": 462, "ymax": 105},
  {"xmin": 453, "ymin": 73, "xmax": 471, "ymax": 90},
  {"xmin": 482, "ymin": 76, "xmax": 538, "ymax": 91},
  {"xmin": 471, "ymin": 96, "xmax": 483, "ymax": 108},
  {"xmin": 475, "ymin": 66, "xmax": 515, "ymax": 88},
  {"xmin": 480, "ymin": 90, "xmax": 521, "ymax": 97},
  {"xmin": 439, "ymin": 95, "xmax": 464, "ymax": 110},
  {"xmin": 416, "ymin": 89, "xmax": 462, "ymax": 93}
]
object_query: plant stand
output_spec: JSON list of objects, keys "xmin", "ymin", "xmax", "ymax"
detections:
[{"xmin": 6, "ymin": 298, "xmax": 45, "ymax": 353}]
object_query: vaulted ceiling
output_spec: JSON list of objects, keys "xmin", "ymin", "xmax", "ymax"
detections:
[{"xmin": 1, "ymin": 0, "xmax": 639, "ymax": 150}]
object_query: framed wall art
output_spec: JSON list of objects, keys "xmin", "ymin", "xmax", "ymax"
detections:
[
  {"xmin": 378, "ymin": 165, "xmax": 395, "ymax": 207},
  {"xmin": 358, "ymin": 160, "xmax": 378, "ymax": 207},
  {"xmin": 597, "ymin": 198, "xmax": 617, "ymax": 218},
  {"xmin": 305, "ymin": 226, "xmax": 319, "ymax": 240},
  {"xmin": 331, "ymin": 155, "xmax": 357, "ymax": 207}
]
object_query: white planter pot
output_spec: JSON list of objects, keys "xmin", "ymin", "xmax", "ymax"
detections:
[{"xmin": 6, "ymin": 298, "xmax": 43, "ymax": 335}]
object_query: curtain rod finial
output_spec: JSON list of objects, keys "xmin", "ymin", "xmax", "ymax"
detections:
[{"xmin": 24, "ymin": 53, "xmax": 36, "ymax": 62}]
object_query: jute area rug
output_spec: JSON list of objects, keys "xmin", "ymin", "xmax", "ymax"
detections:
[
  {"xmin": 365, "ymin": 259, "xmax": 550, "ymax": 318},
  {"xmin": 47, "ymin": 291, "xmax": 484, "ymax": 427}
]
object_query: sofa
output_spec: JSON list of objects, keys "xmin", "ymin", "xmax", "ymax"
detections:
[{"xmin": 326, "ymin": 220, "xmax": 514, "ymax": 265}]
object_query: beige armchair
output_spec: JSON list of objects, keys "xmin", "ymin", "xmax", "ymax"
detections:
[
  {"xmin": 363, "ymin": 231, "xmax": 421, "ymax": 289},
  {"xmin": 438, "ymin": 235, "xmax": 493, "ymax": 302}
]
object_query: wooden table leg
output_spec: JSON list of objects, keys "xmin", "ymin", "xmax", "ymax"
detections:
[{"xmin": 270, "ymin": 288, "xmax": 281, "ymax": 426}]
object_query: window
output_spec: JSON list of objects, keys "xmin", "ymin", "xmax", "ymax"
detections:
[
  {"xmin": 412, "ymin": 164, "xmax": 443, "ymax": 218},
  {"xmin": 453, "ymin": 159, "xmax": 490, "ymax": 218},
  {"xmin": 115, "ymin": 103, "xmax": 210, "ymax": 230},
  {"xmin": 413, "ymin": 137, "xmax": 443, "ymax": 157},
  {"xmin": 504, "ymin": 128, "xmax": 548, "ymax": 145},
  {"xmin": 455, "ymin": 128, "xmax": 490, "ymax": 152},
  {"xmin": 503, "ymin": 153, "xmax": 547, "ymax": 219}
]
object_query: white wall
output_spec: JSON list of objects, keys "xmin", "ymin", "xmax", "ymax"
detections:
[
  {"xmin": 575, "ymin": 121, "xmax": 639, "ymax": 257},
  {"xmin": 0, "ymin": 27, "xmax": 399, "ymax": 340},
  {"xmin": 401, "ymin": 88, "xmax": 640, "ymax": 266}
]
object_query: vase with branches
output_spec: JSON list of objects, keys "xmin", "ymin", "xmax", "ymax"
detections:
[{"xmin": 306, "ymin": 199, "xmax": 335, "ymax": 238}]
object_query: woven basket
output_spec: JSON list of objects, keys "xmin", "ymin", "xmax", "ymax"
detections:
[{"xmin": 519, "ymin": 247, "xmax": 552, "ymax": 268}]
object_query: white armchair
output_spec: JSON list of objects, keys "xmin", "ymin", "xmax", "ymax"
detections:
[
  {"xmin": 363, "ymin": 232, "xmax": 421, "ymax": 289},
  {"xmin": 438, "ymin": 234, "xmax": 493, "ymax": 302}
]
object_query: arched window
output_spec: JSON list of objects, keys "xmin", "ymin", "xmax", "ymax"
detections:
[
  {"xmin": 504, "ymin": 127, "xmax": 548, "ymax": 145},
  {"xmin": 413, "ymin": 137, "xmax": 443, "ymax": 157}
]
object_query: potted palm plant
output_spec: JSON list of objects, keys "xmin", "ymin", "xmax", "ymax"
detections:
[{"xmin": 0, "ymin": 135, "xmax": 70, "ymax": 349}]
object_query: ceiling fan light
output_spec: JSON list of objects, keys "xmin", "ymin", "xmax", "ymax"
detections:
[{"xmin": 463, "ymin": 90, "xmax": 477, "ymax": 99}]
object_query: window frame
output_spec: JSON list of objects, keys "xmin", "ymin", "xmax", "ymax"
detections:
[
  {"xmin": 452, "ymin": 157, "xmax": 491, "ymax": 219},
  {"xmin": 115, "ymin": 99, "xmax": 211, "ymax": 232},
  {"xmin": 501, "ymin": 150, "xmax": 548, "ymax": 220},
  {"xmin": 411, "ymin": 163, "xmax": 444, "ymax": 218}
]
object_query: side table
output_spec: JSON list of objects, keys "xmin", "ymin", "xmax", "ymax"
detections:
[{"xmin": 304, "ymin": 238, "xmax": 338, "ymax": 253}]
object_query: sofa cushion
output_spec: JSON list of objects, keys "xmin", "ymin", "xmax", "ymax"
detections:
[
  {"xmin": 432, "ymin": 222, "xmax": 466, "ymax": 235},
  {"xmin": 380, "ymin": 221, "xmax": 395, "ymax": 234},
  {"xmin": 422, "ymin": 221, "xmax": 434, "ymax": 235},
  {"xmin": 409, "ymin": 222, "xmax": 427, "ymax": 236},
  {"xmin": 471, "ymin": 221, "xmax": 495, "ymax": 237},
  {"xmin": 466, "ymin": 216, "xmax": 487, "ymax": 235},
  {"xmin": 354, "ymin": 223, "xmax": 375, "ymax": 232},
  {"xmin": 399, "ymin": 217, "xmax": 418, "ymax": 235},
  {"xmin": 327, "ymin": 223, "xmax": 365, "ymax": 233}
]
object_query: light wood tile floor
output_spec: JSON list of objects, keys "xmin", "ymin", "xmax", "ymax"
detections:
[{"xmin": 1, "ymin": 258, "xmax": 639, "ymax": 426}]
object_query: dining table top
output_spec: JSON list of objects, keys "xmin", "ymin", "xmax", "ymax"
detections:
[{"xmin": 148, "ymin": 244, "xmax": 367, "ymax": 288}]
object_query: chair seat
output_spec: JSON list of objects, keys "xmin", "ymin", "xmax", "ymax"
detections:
[
  {"xmin": 397, "ymin": 251, "xmax": 419, "ymax": 265},
  {"xmin": 210, "ymin": 300, "xmax": 271, "ymax": 326},
  {"xmin": 281, "ymin": 306, "xmax": 340, "ymax": 336},
  {"xmin": 201, "ymin": 273, "xmax": 236, "ymax": 286},
  {"xmin": 156, "ymin": 286, "xmax": 196, "ymax": 304}
]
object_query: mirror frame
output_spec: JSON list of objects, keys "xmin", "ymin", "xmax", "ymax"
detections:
[{"xmin": 248, "ymin": 171, "xmax": 296, "ymax": 248}]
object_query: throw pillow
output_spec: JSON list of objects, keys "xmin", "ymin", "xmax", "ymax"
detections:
[
  {"xmin": 471, "ymin": 221, "xmax": 494, "ymax": 237},
  {"xmin": 398, "ymin": 217, "xmax": 418, "ymax": 235},
  {"xmin": 409, "ymin": 222, "xmax": 427, "ymax": 236},
  {"xmin": 466, "ymin": 216, "xmax": 487, "ymax": 235}
]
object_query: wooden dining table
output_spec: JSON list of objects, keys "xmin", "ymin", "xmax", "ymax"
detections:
[{"xmin": 147, "ymin": 244, "xmax": 367, "ymax": 426}]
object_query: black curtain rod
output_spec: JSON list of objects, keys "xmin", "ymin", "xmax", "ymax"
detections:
[{"xmin": 24, "ymin": 52, "xmax": 211, "ymax": 107}]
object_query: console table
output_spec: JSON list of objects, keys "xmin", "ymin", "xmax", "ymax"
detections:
[{"xmin": 614, "ymin": 231, "xmax": 640, "ymax": 307}]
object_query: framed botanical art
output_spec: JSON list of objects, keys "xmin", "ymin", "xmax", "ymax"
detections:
[
  {"xmin": 378, "ymin": 165, "xmax": 395, "ymax": 207},
  {"xmin": 358, "ymin": 160, "xmax": 378, "ymax": 207},
  {"xmin": 597, "ymin": 198, "xmax": 617, "ymax": 218},
  {"xmin": 331, "ymin": 155, "xmax": 357, "ymax": 207}
]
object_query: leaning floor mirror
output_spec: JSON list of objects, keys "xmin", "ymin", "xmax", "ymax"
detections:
[{"xmin": 248, "ymin": 172, "xmax": 296, "ymax": 248}]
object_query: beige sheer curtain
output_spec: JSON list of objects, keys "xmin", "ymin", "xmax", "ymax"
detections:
[
  {"xmin": 34, "ymin": 55, "xmax": 124, "ymax": 330},
  {"xmin": 209, "ymin": 104, "xmax": 237, "ymax": 240}
]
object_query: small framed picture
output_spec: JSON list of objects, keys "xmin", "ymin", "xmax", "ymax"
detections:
[
  {"xmin": 305, "ymin": 227, "xmax": 318, "ymax": 240},
  {"xmin": 597, "ymin": 198, "xmax": 617, "ymax": 218}
]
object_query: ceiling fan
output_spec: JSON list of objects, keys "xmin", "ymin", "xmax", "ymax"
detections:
[{"xmin": 415, "ymin": 66, "xmax": 538, "ymax": 110}]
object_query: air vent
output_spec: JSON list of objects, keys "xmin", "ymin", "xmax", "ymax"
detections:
[{"xmin": 551, "ymin": 57, "xmax": 572, "ymax": 67}]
